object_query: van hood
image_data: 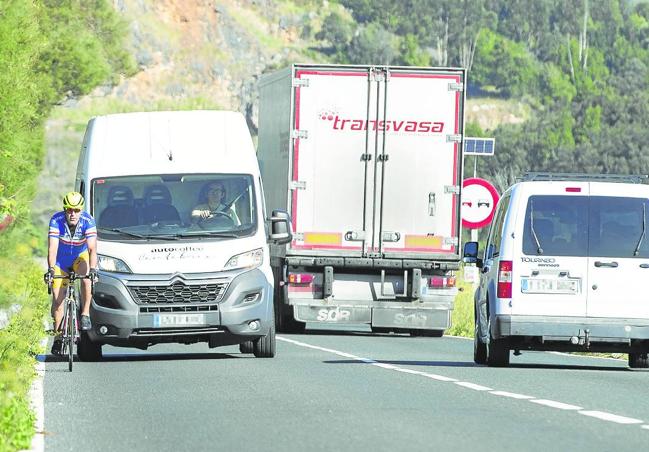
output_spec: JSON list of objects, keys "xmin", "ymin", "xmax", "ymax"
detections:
[{"xmin": 97, "ymin": 238, "xmax": 264, "ymax": 274}]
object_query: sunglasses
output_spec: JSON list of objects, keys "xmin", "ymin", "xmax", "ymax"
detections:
[{"xmin": 65, "ymin": 208, "xmax": 81, "ymax": 214}]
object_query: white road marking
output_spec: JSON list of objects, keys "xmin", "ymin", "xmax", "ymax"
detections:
[
  {"xmin": 490, "ymin": 391, "xmax": 534, "ymax": 399},
  {"xmin": 578, "ymin": 411, "xmax": 644, "ymax": 424},
  {"xmin": 278, "ymin": 336, "xmax": 649, "ymax": 430},
  {"xmin": 530, "ymin": 399, "xmax": 582, "ymax": 410},
  {"xmin": 454, "ymin": 381, "xmax": 492, "ymax": 391},
  {"xmin": 26, "ymin": 338, "xmax": 48, "ymax": 452}
]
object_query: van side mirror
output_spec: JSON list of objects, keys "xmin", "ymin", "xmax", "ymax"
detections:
[
  {"xmin": 462, "ymin": 241, "xmax": 483, "ymax": 267},
  {"xmin": 269, "ymin": 209, "xmax": 292, "ymax": 245}
]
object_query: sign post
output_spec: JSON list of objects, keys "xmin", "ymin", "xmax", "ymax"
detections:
[{"xmin": 461, "ymin": 177, "xmax": 499, "ymax": 284}]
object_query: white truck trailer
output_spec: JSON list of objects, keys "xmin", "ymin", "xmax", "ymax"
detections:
[{"xmin": 257, "ymin": 64, "xmax": 466, "ymax": 335}]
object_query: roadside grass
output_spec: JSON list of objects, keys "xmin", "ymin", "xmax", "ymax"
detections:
[
  {"xmin": 447, "ymin": 268, "xmax": 474, "ymax": 338},
  {"xmin": 0, "ymin": 256, "xmax": 48, "ymax": 452}
]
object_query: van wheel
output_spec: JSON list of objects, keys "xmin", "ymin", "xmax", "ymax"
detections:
[
  {"xmin": 628, "ymin": 352, "xmax": 649, "ymax": 368},
  {"xmin": 487, "ymin": 338, "xmax": 510, "ymax": 367},
  {"xmin": 474, "ymin": 311, "xmax": 487, "ymax": 365},
  {"xmin": 253, "ymin": 325, "xmax": 276, "ymax": 358},
  {"xmin": 239, "ymin": 341, "xmax": 254, "ymax": 354},
  {"xmin": 77, "ymin": 333, "xmax": 102, "ymax": 362}
]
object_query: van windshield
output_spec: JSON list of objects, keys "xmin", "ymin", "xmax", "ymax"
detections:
[
  {"xmin": 523, "ymin": 195, "xmax": 649, "ymax": 258},
  {"xmin": 92, "ymin": 174, "xmax": 257, "ymax": 240}
]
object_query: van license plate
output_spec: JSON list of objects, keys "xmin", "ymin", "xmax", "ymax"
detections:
[
  {"xmin": 153, "ymin": 314, "xmax": 206, "ymax": 327},
  {"xmin": 521, "ymin": 278, "xmax": 579, "ymax": 294}
]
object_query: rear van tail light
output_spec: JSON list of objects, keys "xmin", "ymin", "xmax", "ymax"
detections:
[
  {"xmin": 497, "ymin": 261, "xmax": 513, "ymax": 298},
  {"xmin": 428, "ymin": 276, "xmax": 456, "ymax": 288}
]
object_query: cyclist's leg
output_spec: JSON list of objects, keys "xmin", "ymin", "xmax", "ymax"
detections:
[
  {"xmin": 72, "ymin": 252, "xmax": 91, "ymax": 317},
  {"xmin": 51, "ymin": 265, "xmax": 69, "ymax": 333}
]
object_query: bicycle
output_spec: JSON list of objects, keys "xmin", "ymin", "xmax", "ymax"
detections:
[{"xmin": 45, "ymin": 271, "xmax": 95, "ymax": 371}]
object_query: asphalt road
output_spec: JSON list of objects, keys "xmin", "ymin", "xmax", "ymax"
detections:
[{"xmin": 42, "ymin": 326, "xmax": 649, "ymax": 451}]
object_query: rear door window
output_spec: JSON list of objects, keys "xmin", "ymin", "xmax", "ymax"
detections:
[
  {"xmin": 522, "ymin": 196, "xmax": 589, "ymax": 256},
  {"xmin": 588, "ymin": 196, "xmax": 649, "ymax": 258}
]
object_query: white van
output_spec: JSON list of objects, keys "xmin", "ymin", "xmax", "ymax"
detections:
[
  {"xmin": 463, "ymin": 173, "xmax": 649, "ymax": 368},
  {"xmin": 73, "ymin": 110, "xmax": 291, "ymax": 360}
]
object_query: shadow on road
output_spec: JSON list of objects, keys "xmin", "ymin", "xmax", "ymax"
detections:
[{"xmin": 38, "ymin": 351, "xmax": 245, "ymax": 364}]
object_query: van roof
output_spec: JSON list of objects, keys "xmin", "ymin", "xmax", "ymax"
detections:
[{"xmin": 83, "ymin": 110, "xmax": 258, "ymax": 178}]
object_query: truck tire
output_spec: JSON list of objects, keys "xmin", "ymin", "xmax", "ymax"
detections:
[
  {"xmin": 77, "ymin": 333, "xmax": 102, "ymax": 362},
  {"xmin": 628, "ymin": 352, "xmax": 649, "ymax": 368},
  {"xmin": 409, "ymin": 329, "xmax": 444, "ymax": 337},
  {"xmin": 239, "ymin": 341, "xmax": 254, "ymax": 354},
  {"xmin": 253, "ymin": 325, "xmax": 276, "ymax": 358},
  {"xmin": 474, "ymin": 309, "xmax": 487, "ymax": 364}
]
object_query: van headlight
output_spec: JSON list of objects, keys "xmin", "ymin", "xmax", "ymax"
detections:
[
  {"xmin": 98, "ymin": 254, "xmax": 132, "ymax": 273},
  {"xmin": 224, "ymin": 248, "xmax": 263, "ymax": 271}
]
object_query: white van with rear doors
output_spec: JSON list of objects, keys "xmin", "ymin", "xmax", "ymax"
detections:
[
  {"xmin": 463, "ymin": 172, "xmax": 649, "ymax": 368},
  {"xmin": 72, "ymin": 110, "xmax": 291, "ymax": 361}
]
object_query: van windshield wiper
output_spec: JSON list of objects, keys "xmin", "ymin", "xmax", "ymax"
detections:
[
  {"xmin": 175, "ymin": 232, "xmax": 239, "ymax": 239},
  {"xmin": 529, "ymin": 201, "xmax": 543, "ymax": 255},
  {"xmin": 98, "ymin": 227, "xmax": 147, "ymax": 239},
  {"xmin": 633, "ymin": 203, "xmax": 646, "ymax": 256}
]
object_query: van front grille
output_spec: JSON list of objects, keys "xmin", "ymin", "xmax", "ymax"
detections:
[{"xmin": 128, "ymin": 282, "xmax": 228, "ymax": 304}]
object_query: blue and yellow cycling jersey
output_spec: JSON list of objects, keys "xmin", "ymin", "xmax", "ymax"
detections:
[{"xmin": 48, "ymin": 211, "xmax": 97, "ymax": 270}]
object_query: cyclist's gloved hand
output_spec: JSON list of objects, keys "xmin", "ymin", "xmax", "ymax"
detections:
[
  {"xmin": 44, "ymin": 267, "xmax": 55, "ymax": 284},
  {"xmin": 89, "ymin": 268, "xmax": 99, "ymax": 283}
]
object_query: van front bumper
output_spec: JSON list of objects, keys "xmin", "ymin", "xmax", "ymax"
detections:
[
  {"xmin": 88, "ymin": 268, "xmax": 273, "ymax": 348},
  {"xmin": 496, "ymin": 315, "xmax": 649, "ymax": 342}
]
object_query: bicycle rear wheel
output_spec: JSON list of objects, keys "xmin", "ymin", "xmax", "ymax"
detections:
[{"xmin": 67, "ymin": 299, "xmax": 75, "ymax": 372}]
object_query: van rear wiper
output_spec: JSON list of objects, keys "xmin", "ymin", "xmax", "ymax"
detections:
[
  {"xmin": 530, "ymin": 201, "xmax": 543, "ymax": 255},
  {"xmin": 633, "ymin": 203, "xmax": 646, "ymax": 256},
  {"xmin": 98, "ymin": 227, "xmax": 147, "ymax": 239}
]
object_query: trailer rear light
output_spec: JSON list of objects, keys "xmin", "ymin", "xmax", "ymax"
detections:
[
  {"xmin": 565, "ymin": 187, "xmax": 581, "ymax": 192},
  {"xmin": 288, "ymin": 273, "xmax": 314, "ymax": 285},
  {"xmin": 428, "ymin": 276, "xmax": 456, "ymax": 288},
  {"xmin": 497, "ymin": 261, "xmax": 513, "ymax": 298}
]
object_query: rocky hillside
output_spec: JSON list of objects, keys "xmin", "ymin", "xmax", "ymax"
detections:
[{"xmin": 32, "ymin": 0, "xmax": 522, "ymax": 228}]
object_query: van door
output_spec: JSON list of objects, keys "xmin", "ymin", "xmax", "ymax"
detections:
[
  {"xmin": 513, "ymin": 191, "xmax": 589, "ymax": 317},
  {"xmin": 586, "ymin": 185, "xmax": 649, "ymax": 319}
]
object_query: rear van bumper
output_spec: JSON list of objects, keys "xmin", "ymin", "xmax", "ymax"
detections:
[{"xmin": 496, "ymin": 315, "xmax": 649, "ymax": 341}]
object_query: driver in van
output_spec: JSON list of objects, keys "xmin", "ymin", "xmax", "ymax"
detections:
[{"xmin": 191, "ymin": 181, "xmax": 241, "ymax": 225}]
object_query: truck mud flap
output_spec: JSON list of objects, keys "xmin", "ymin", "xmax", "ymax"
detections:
[
  {"xmin": 294, "ymin": 305, "xmax": 371, "ymax": 323},
  {"xmin": 372, "ymin": 307, "xmax": 450, "ymax": 330}
]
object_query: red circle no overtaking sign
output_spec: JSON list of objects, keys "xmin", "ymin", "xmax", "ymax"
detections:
[{"xmin": 461, "ymin": 178, "xmax": 500, "ymax": 229}]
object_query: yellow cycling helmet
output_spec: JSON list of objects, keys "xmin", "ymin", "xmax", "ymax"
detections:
[{"xmin": 62, "ymin": 191, "xmax": 84, "ymax": 210}]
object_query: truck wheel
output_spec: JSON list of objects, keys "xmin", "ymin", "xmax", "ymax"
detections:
[
  {"xmin": 371, "ymin": 327, "xmax": 391, "ymax": 334},
  {"xmin": 77, "ymin": 333, "xmax": 102, "ymax": 362},
  {"xmin": 253, "ymin": 325, "xmax": 276, "ymax": 358},
  {"xmin": 474, "ymin": 310, "xmax": 487, "ymax": 364},
  {"xmin": 628, "ymin": 352, "xmax": 649, "ymax": 368},
  {"xmin": 409, "ymin": 329, "xmax": 443, "ymax": 337},
  {"xmin": 239, "ymin": 341, "xmax": 254, "ymax": 354}
]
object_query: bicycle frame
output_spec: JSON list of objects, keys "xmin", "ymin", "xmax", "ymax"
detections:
[{"xmin": 46, "ymin": 271, "xmax": 93, "ymax": 372}]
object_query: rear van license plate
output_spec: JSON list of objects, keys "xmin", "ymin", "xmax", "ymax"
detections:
[
  {"xmin": 521, "ymin": 278, "xmax": 579, "ymax": 294},
  {"xmin": 153, "ymin": 314, "xmax": 206, "ymax": 327}
]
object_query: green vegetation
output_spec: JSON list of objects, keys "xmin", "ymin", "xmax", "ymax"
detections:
[
  {"xmin": 447, "ymin": 269, "xmax": 474, "ymax": 338},
  {"xmin": 0, "ymin": 1, "xmax": 134, "ymax": 449}
]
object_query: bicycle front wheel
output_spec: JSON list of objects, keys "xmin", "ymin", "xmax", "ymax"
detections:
[{"xmin": 67, "ymin": 300, "xmax": 75, "ymax": 372}]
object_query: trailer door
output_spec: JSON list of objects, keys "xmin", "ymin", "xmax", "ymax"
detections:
[
  {"xmin": 290, "ymin": 67, "xmax": 382, "ymax": 256},
  {"xmin": 376, "ymin": 69, "xmax": 464, "ymax": 258}
]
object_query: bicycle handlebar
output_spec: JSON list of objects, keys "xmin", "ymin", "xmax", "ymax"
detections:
[{"xmin": 45, "ymin": 271, "xmax": 96, "ymax": 295}]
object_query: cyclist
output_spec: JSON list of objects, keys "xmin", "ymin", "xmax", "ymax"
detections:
[{"xmin": 46, "ymin": 192, "xmax": 98, "ymax": 355}]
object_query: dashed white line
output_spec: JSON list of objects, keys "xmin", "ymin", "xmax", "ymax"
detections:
[
  {"xmin": 454, "ymin": 381, "xmax": 492, "ymax": 391},
  {"xmin": 530, "ymin": 399, "xmax": 582, "ymax": 410},
  {"xmin": 278, "ymin": 335, "xmax": 649, "ymax": 431},
  {"xmin": 578, "ymin": 411, "xmax": 644, "ymax": 424},
  {"xmin": 489, "ymin": 391, "xmax": 534, "ymax": 400}
]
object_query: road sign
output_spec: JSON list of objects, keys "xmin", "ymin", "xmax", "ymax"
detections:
[{"xmin": 461, "ymin": 177, "xmax": 499, "ymax": 229}]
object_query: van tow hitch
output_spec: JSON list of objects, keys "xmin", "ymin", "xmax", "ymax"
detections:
[{"xmin": 570, "ymin": 329, "xmax": 591, "ymax": 349}]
